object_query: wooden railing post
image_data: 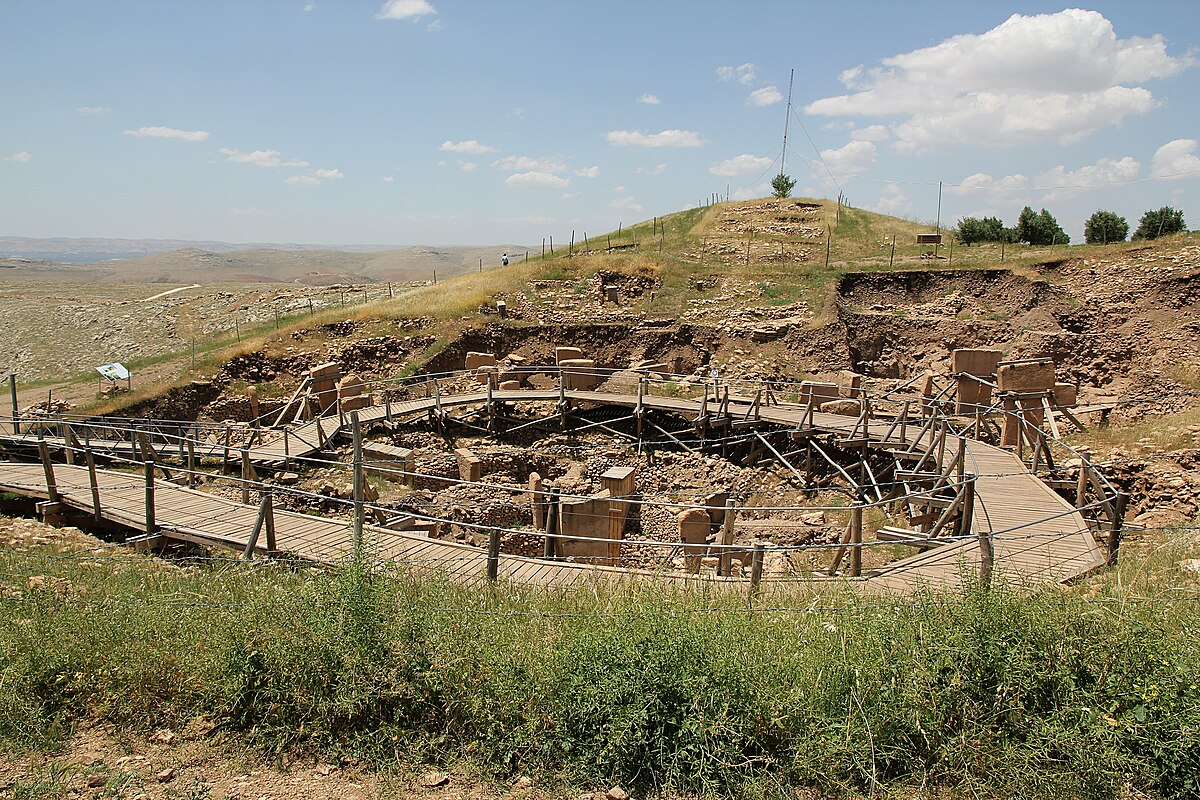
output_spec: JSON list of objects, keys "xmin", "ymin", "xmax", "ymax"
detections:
[
  {"xmin": 84, "ymin": 445, "xmax": 101, "ymax": 522},
  {"xmin": 186, "ymin": 426, "xmax": 197, "ymax": 488},
  {"xmin": 240, "ymin": 448, "xmax": 252, "ymax": 504},
  {"xmin": 37, "ymin": 438, "xmax": 59, "ymax": 503},
  {"xmin": 143, "ymin": 460, "xmax": 155, "ymax": 535}
]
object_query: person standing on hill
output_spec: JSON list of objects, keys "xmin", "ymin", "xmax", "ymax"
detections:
[{"xmin": 501, "ymin": 252, "xmax": 510, "ymax": 266}]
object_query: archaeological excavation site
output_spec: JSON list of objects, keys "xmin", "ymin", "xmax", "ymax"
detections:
[{"xmin": 3, "ymin": 199, "xmax": 1198, "ymax": 596}]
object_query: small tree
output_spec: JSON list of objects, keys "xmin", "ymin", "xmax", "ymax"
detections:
[
  {"xmin": 1015, "ymin": 206, "xmax": 1069, "ymax": 246},
  {"xmin": 771, "ymin": 173, "xmax": 796, "ymax": 199},
  {"xmin": 1133, "ymin": 206, "xmax": 1187, "ymax": 240},
  {"xmin": 1083, "ymin": 210, "xmax": 1128, "ymax": 244},
  {"xmin": 956, "ymin": 216, "xmax": 1006, "ymax": 245}
]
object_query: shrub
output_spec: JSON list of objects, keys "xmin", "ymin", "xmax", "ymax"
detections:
[
  {"xmin": 956, "ymin": 216, "xmax": 1007, "ymax": 245},
  {"xmin": 1084, "ymin": 210, "xmax": 1129, "ymax": 244},
  {"xmin": 1016, "ymin": 206, "xmax": 1070, "ymax": 246},
  {"xmin": 771, "ymin": 173, "xmax": 796, "ymax": 199},
  {"xmin": 1133, "ymin": 206, "xmax": 1187, "ymax": 240}
]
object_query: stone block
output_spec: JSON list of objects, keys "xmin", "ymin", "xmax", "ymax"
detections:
[
  {"xmin": 560, "ymin": 358, "xmax": 604, "ymax": 390},
  {"xmin": 604, "ymin": 285, "xmax": 619, "ymax": 303},
  {"xmin": 952, "ymin": 348, "xmax": 1004, "ymax": 377},
  {"xmin": 838, "ymin": 370, "xmax": 863, "ymax": 398},
  {"xmin": 997, "ymin": 360, "xmax": 1055, "ymax": 392},
  {"xmin": 529, "ymin": 472, "xmax": 544, "ymax": 529},
  {"xmin": 465, "ymin": 351, "xmax": 497, "ymax": 370},
  {"xmin": 820, "ymin": 399, "xmax": 862, "ymax": 416},
  {"xmin": 677, "ymin": 508, "xmax": 712, "ymax": 574},
  {"xmin": 557, "ymin": 489, "xmax": 613, "ymax": 564},
  {"xmin": 454, "ymin": 448, "xmax": 482, "ymax": 482},
  {"xmin": 309, "ymin": 361, "xmax": 341, "ymax": 379},
  {"xmin": 339, "ymin": 395, "xmax": 371, "ymax": 413},
  {"xmin": 555, "ymin": 346, "xmax": 584, "ymax": 365},
  {"xmin": 1053, "ymin": 382, "xmax": 1078, "ymax": 408},
  {"xmin": 800, "ymin": 381, "xmax": 840, "ymax": 406},
  {"xmin": 699, "ymin": 491, "xmax": 729, "ymax": 527},
  {"xmin": 496, "ymin": 300, "xmax": 507, "ymax": 318},
  {"xmin": 498, "ymin": 380, "xmax": 522, "ymax": 391},
  {"xmin": 338, "ymin": 373, "xmax": 365, "ymax": 398}
]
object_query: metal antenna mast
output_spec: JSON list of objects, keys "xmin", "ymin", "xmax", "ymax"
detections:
[{"xmin": 780, "ymin": 68, "xmax": 794, "ymax": 176}]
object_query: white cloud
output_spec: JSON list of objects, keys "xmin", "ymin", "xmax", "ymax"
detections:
[
  {"xmin": 4, "ymin": 152, "xmax": 32, "ymax": 163},
  {"xmin": 851, "ymin": 125, "xmax": 890, "ymax": 142},
  {"xmin": 947, "ymin": 172, "xmax": 1030, "ymax": 195},
  {"xmin": 492, "ymin": 155, "xmax": 568, "ymax": 173},
  {"xmin": 805, "ymin": 9, "xmax": 1194, "ymax": 151},
  {"xmin": 382, "ymin": 175, "xmax": 395, "ymax": 183},
  {"xmin": 509, "ymin": 107, "xmax": 526, "ymax": 119},
  {"xmin": 820, "ymin": 140, "xmax": 877, "ymax": 176},
  {"xmin": 219, "ymin": 147, "xmax": 282, "ymax": 167},
  {"xmin": 634, "ymin": 163, "xmax": 667, "ymax": 176},
  {"xmin": 611, "ymin": 195, "xmax": 643, "ymax": 213},
  {"xmin": 872, "ymin": 185, "xmax": 912, "ymax": 215},
  {"xmin": 439, "ymin": 139, "xmax": 496, "ymax": 154},
  {"xmin": 606, "ymin": 129, "xmax": 707, "ymax": 148},
  {"xmin": 1035, "ymin": 156, "xmax": 1141, "ymax": 198},
  {"xmin": 437, "ymin": 159, "xmax": 448, "ymax": 167},
  {"xmin": 612, "ymin": 185, "xmax": 626, "ymax": 194},
  {"xmin": 1151, "ymin": 139, "xmax": 1200, "ymax": 179},
  {"xmin": 426, "ymin": 18, "xmax": 443, "ymax": 31},
  {"xmin": 506, "ymin": 171, "xmax": 569, "ymax": 189},
  {"xmin": 76, "ymin": 106, "xmax": 110, "ymax": 116},
  {"xmin": 717, "ymin": 63, "xmax": 757, "ymax": 85},
  {"xmin": 710, "ymin": 154, "xmax": 773, "ymax": 177},
  {"xmin": 458, "ymin": 160, "xmax": 478, "ymax": 172},
  {"xmin": 748, "ymin": 85, "xmax": 783, "ymax": 106},
  {"xmin": 124, "ymin": 126, "xmax": 209, "ymax": 142},
  {"xmin": 314, "ymin": 168, "xmax": 344, "ymax": 180},
  {"xmin": 285, "ymin": 175, "xmax": 321, "ymax": 185},
  {"xmin": 377, "ymin": 0, "xmax": 436, "ymax": 20},
  {"xmin": 303, "ymin": 1, "xmax": 315, "ymax": 10},
  {"xmin": 575, "ymin": 165, "xmax": 600, "ymax": 178},
  {"xmin": 637, "ymin": 93, "xmax": 661, "ymax": 105}
]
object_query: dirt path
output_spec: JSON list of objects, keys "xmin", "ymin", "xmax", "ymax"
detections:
[{"xmin": 140, "ymin": 284, "xmax": 201, "ymax": 302}]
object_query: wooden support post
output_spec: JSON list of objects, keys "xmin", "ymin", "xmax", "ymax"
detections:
[
  {"xmin": 38, "ymin": 439, "xmax": 59, "ymax": 503},
  {"xmin": 849, "ymin": 505, "xmax": 863, "ymax": 577},
  {"xmin": 351, "ymin": 411, "xmax": 364, "ymax": 562},
  {"xmin": 635, "ymin": 378, "xmax": 645, "ymax": 437},
  {"xmin": 84, "ymin": 446, "xmax": 101, "ymax": 522},
  {"xmin": 282, "ymin": 428, "xmax": 290, "ymax": 466},
  {"xmin": 143, "ymin": 460, "xmax": 155, "ymax": 536},
  {"xmin": 243, "ymin": 490, "xmax": 273, "ymax": 561},
  {"xmin": 542, "ymin": 487, "xmax": 560, "ymax": 559},
  {"xmin": 240, "ymin": 449, "xmax": 252, "ymax": 504},
  {"xmin": 1106, "ymin": 492, "xmax": 1128, "ymax": 566},
  {"xmin": 718, "ymin": 498, "xmax": 736, "ymax": 576},
  {"xmin": 486, "ymin": 525, "xmax": 501, "ymax": 582},
  {"xmin": 1076, "ymin": 464, "xmax": 1088, "ymax": 508},
  {"xmin": 62, "ymin": 423, "xmax": 76, "ymax": 465}
]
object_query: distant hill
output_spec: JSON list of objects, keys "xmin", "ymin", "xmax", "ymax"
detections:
[{"xmin": 0, "ymin": 239, "xmax": 529, "ymax": 285}]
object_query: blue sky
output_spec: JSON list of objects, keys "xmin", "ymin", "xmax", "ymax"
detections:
[{"xmin": 2, "ymin": 1, "xmax": 1198, "ymax": 246}]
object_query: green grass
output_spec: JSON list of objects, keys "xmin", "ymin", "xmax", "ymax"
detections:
[{"xmin": 2, "ymin": 534, "xmax": 1200, "ymax": 799}]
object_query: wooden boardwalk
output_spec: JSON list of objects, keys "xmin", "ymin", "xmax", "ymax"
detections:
[{"xmin": 0, "ymin": 387, "xmax": 1107, "ymax": 592}]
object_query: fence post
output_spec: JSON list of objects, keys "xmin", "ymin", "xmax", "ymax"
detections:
[
  {"xmin": 718, "ymin": 498, "xmax": 736, "ymax": 576},
  {"xmin": 849, "ymin": 505, "xmax": 863, "ymax": 577},
  {"xmin": 487, "ymin": 526, "xmax": 501, "ymax": 582},
  {"xmin": 351, "ymin": 411, "xmax": 364, "ymax": 562},
  {"xmin": 8, "ymin": 373, "xmax": 18, "ymax": 435},
  {"xmin": 240, "ymin": 448, "xmax": 252, "ymax": 504},
  {"xmin": 143, "ymin": 460, "xmax": 155, "ymax": 535},
  {"xmin": 1105, "ymin": 492, "xmax": 1129, "ymax": 566},
  {"xmin": 749, "ymin": 542, "xmax": 765, "ymax": 595}
]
